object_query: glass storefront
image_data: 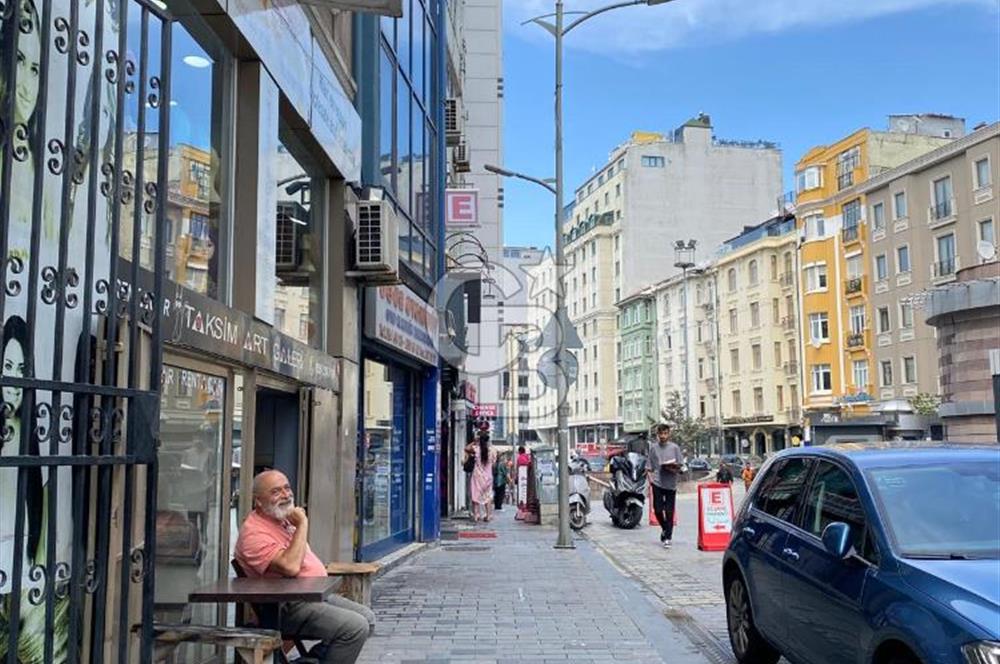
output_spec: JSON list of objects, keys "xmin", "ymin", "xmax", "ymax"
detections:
[
  {"xmin": 154, "ymin": 365, "xmax": 226, "ymax": 663},
  {"xmin": 360, "ymin": 359, "xmax": 415, "ymax": 556}
]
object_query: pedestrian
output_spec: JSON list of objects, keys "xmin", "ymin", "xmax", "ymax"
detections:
[
  {"xmin": 717, "ymin": 462, "xmax": 734, "ymax": 485},
  {"xmin": 741, "ymin": 462, "xmax": 755, "ymax": 490},
  {"xmin": 647, "ymin": 423, "xmax": 683, "ymax": 549},
  {"xmin": 235, "ymin": 470, "xmax": 375, "ymax": 664},
  {"xmin": 465, "ymin": 431, "xmax": 497, "ymax": 522},
  {"xmin": 493, "ymin": 452, "xmax": 509, "ymax": 511}
]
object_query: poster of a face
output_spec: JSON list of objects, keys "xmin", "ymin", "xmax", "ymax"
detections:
[{"xmin": 1, "ymin": 0, "xmax": 157, "ymax": 657}]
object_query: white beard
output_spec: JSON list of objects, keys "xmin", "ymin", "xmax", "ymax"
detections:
[{"xmin": 263, "ymin": 500, "xmax": 294, "ymax": 522}]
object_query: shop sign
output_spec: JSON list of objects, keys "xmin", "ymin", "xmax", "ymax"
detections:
[
  {"xmin": 445, "ymin": 189, "xmax": 479, "ymax": 229},
  {"xmin": 473, "ymin": 403, "xmax": 498, "ymax": 418},
  {"xmin": 836, "ymin": 391, "xmax": 873, "ymax": 405},
  {"xmin": 697, "ymin": 482, "xmax": 735, "ymax": 551},
  {"xmin": 365, "ymin": 285, "xmax": 440, "ymax": 365},
  {"xmin": 722, "ymin": 414, "xmax": 775, "ymax": 425},
  {"xmin": 310, "ymin": 46, "xmax": 363, "ymax": 182}
]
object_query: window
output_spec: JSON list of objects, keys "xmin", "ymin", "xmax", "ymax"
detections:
[
  {"xmin": 877, "ymin": 306, "xmax": 891, "ymax": 334},
  {"xmin": 728, "ymin": 268, "xmax": 737, "ymax": 292},
  {"xmin": 980, "ymin": 218, "xmax": 995, "ymax": 245},
  {"xmin": 875, "ymin": 254, "xmax": 889, "ymax": 281},
  {"xmin": 777, "ymin": 385, "xmax": 784, "ymax": 410},
  {"xmin": 893, "ymin": 191, "xmax": 908, "ymax": 220},
  {"xmin": 936, "ymin": 233, "xmax": 957, "ymax": 276},
  {"xmin": 753, "ymin": 387, "xmax": 764, "ymax": 413},
  {"xmin": 774, "ymin": 341, "xmax": 782, "ymax": 365},
  {"xmin": 748, "ymin": 260, "xmax": 759, "ymax": 285},
  {"xmin": 730, "ymin": 348, "xmax": 740, "ymax": 373},
  {"xmin": 853, "ymin": 360, "xmax": 869, "ymax": 389},
  {"xmin": 699, "ymin": 397, "xmax": 707, "ymax": 418},
  {"xmin": 809, "ymin": 312, "xmax": 829, "ymax": 343},
  {"xmin": 770, "ymin": 255, "xmax": 778, "ymax": 280},
  {"xmin": 842, "ymin": 198, "xmax": 862, "ymax": 230},
  {"xmin": 750, "ymin": 302, "xmax": 761, "ymax": 328},
  {"xmin": 880, "ymin": 360, "xmax": 894, "ymax": 387},
  {"xmin": 872, "ymin": 202, "xmax": 886, "ymax": 231},
  {"xmin": 604, "ymin": 192, "xmax": 609, "ymax": 206},
  {"xmin": 811, "ymin": 364, "xmax": 832, "ymax": 393},
  {"xmin": 846, "ymin": 254, "xmax": 863, "ymax": 279},
  {"xmin": 757, "ymin": 458, "xmax": 813, "ymax": 522},
  {"xmin": 900, "ymin": 301, "xmax": 914, "ymax": 329},
  {"xmin": 805, "ymin": 264, "xmax": 828, "ymax": 292},
  {"xmin": 802, "ymin": 461, "xmax": 870, "ymax": 557},
  {"xmin": 850, "ymin": 305, "xmax": 866, "ymax": 335},
  {"xmin": 932, "ymin": 176, "xmax": 954, "ymax": 219},
  {"xmin": 796, "ymin": 166, "xmax": 822, "ymax": 193},
  {"xmin": 897, "ymin": 245, "xmax": 911, "ymax": 273},
  {"xmin": 732, "ymin": 390, "xmax": 742, "ymax": 415},
  {"xmin": 615, "ymin": 183, "xmax": 621, "ymax": 198},
  {"xmin": 752, "ymin": 344, "xmax": 762, "ymax": 371},
  {"xmin": 697, "ymin": 358, "xmax": 705, "ymax": 380},
  {"xmin": 975, "ymin": 157, "xmax": 992, "ymax": 190},
  {"xmin": 641, "ymin": 155, "xmax": 665, "ymax": 168},
  {"xmin": 903, "ymin": 356, "xmax": 917, "ymax": 384},
  {"xmin": 804, "ymin": 214, "xmax": 826, "ymax": 240}
]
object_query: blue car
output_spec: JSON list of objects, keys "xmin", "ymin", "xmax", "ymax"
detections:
[{"xmin": 723, "ymin": 443, "xmax": 1000, "ymax": 664}]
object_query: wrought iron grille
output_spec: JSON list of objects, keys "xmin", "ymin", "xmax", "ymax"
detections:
[{"xmin": 1, "ymin": 0, "xmax": 171, "ymax": 659}]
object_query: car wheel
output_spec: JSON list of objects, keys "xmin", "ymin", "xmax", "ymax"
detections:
[
  {"xmin": 725, "ymin": 573, "xmax": 780, "ymax": 664},
  {"xmin": 887, "ymin": 655, "xmax": 921, "ymax": 664}
]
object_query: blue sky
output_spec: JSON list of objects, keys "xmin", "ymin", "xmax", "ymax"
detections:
[{"xmin": 500, "ymin": 0, "xmax": 1000, "ymax": 249}]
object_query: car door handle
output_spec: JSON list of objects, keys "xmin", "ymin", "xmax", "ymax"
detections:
[
  {"xmin": 782, "ymin": 547, "xmax": 800, "ymax": 562},
  {"xmin": 742, "ymin": 526, "xmax": 757, "ymax": 537}
]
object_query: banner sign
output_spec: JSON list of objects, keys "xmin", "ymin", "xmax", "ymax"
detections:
[
  {"xmin": 697, "ymin": 482, "xmax": 735, "ymax": 551},
  {"xmin": 364, "ymin": 285, "xmax": 440, "ymax": 366},
  {"xmin": 472, "ymin": 403, "xmax": 498, "ymax": 418},
  {"xmin": 445, "ymin": 189, "xmax": 480, "ymax": 228}
]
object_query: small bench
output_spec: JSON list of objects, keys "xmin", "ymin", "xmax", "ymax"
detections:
[
  {"xmin": 142, "ymin": 622, "xmax": 284, "ymax": 664},
  {"xmin": 325, "ymin": 562, "xmax": 380, "ymax": 607}
]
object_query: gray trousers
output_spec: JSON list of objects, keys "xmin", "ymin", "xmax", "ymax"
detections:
[{"xmin": 282, "ymin": 594, "xmax": 376, "ymax": 663}]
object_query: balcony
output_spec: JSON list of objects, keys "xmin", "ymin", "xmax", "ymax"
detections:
[
  {"xmin": 780, "ymin": 272, "xmax": 794, "ymax": 288},
  {"xmin": 783, "ymin": 361, "xmax": 799, "ymax": 378},
  {"xmin": 786, "ymin": 406, "xmax": 802, "ymax": 422},
  {"xmin": 837, "ymin": 171, "xmax": 854, "ymax": 190},
  {"xmin": 845, "ymin": 276, "xmax": 866, "ymax": 298},
  {"xmin": 842, "ymin": 224, "xmax": 861, "ymax": 244},
  {"xmin": 781, "ymin": 316, "xmax": 796, "ymax": 331},
  {"xmin": 931, "ymin": 256, "xmax": 959, "ymax": 281},
  {"xmin": 928, "ymin": 198, "xmax": 956, "ymax": 226},
  {"xmin": 846, "ymin": 331, "xmax": 866, "ymax": 349}
]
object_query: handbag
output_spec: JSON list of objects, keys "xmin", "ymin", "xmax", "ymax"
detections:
[{"xmin": 463, "ymin": 453, "xmax": 476, "ymax": 473}]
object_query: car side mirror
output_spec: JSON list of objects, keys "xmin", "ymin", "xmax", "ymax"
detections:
[{"xmin": 821, "ymin": 522, "xmax": 853, "ymax": 559}]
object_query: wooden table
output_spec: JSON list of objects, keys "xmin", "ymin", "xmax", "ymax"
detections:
[
  {"xmin": 189, "ymin": 577, "xmax": 338, "ymax": 663},
  {"xmin": 325, "ymin": 562, "xmax": 380, "ymax": 607}
]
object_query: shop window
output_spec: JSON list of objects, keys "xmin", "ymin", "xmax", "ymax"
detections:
[
  {"xmin": 155, "ymin": 366, "xmax": 226, "ymax": 660},
  {"xmin": 273, "ymin": 138, "xmax": 323, "ymax": 347},
  {"xmin": 120, "ymin": 11, "xmax": 233, "ymax": 300}
]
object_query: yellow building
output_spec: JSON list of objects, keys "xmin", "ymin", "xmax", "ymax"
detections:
[{"xmin": 794, "ymin": 114, "xmax": 964, "ymax": 429}]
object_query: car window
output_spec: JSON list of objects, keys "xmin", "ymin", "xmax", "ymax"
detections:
[
  {"xmin": 801, "ymin": 461, "xmax": 871, "ymax": 558},
  {"xmin": 755, "ymin": 458, "xmax": 812, "ymax": 523}
]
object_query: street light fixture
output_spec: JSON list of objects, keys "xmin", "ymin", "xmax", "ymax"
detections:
[{"xmin": 508, "ymin": 0, "xmax": 677, "ymax": 550}]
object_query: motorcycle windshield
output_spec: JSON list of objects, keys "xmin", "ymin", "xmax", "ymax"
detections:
[{"xmin": 626, "ymin": 452, "xmax": 648, "ymax": 479}]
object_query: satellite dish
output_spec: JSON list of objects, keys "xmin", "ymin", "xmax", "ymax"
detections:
[{"xmin": 977, "ymin": 241, "xmax": 997, "ymax": 262}]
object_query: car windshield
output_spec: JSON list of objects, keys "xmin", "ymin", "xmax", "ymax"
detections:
[{"xmin": 867, "ymin": 461, "xmax": 1000, "ymax": 559}]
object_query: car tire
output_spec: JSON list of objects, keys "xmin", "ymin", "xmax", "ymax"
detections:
[
  {"xmin": 887, "ymin": 655, "xmax": 921, "ymax": 664},
  {"xmin": 725, "ymin": 573, "xmax": 780, "ymax": 664}
]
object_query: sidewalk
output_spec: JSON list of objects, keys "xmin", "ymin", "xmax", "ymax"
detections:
[{"xmin": 357, "ymin": 504, "xmax": 714, "ymax": 664}]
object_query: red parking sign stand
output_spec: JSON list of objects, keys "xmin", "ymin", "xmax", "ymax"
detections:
[{"xmin": 697, "ymin": 482, "xmax": 735, "ymax": 551}]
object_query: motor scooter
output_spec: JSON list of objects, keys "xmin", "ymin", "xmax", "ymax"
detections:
[
  {"xmin": 568, "ymin": 456, "xmax": 590, "ymax": 530},
  {"xmin": 602, "ymin": 449, "xmax": 648, "ymax": 529}
]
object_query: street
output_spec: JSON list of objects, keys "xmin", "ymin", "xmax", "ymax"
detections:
[{"xmin": 358, "ymin": 484, "xmax": 772, "ymax": 664}]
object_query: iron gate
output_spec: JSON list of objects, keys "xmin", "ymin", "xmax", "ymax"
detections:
[{"xmin": 1, "ymin": 0, "xmax": 171, "ymax": 658}]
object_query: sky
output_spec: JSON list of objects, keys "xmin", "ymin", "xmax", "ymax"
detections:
[{"xmin": 500, "ymin": 0, "xmax": 1000, "ymax": 249}]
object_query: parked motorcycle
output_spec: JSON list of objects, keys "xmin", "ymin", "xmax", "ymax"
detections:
[
  {"xmin": 602, "ymin": 449, "xmax": 648, "ymax": 529},
  {"xmin": 568, "ymin": 456, "xmax": 591, "ymax": 530}
]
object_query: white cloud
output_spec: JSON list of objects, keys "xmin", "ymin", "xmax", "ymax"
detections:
[{"xmin": 505, "ymin": 0, "xmax": 998, "ymax": 56}]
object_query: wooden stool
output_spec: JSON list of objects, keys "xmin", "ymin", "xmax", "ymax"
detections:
[
  {"xmin": 143, "ymin": 622, "xmax": 284, "ymax": 664},
  {"xmin": 325, "ymin": 562, "xmax": 381, "ymax": 607}
]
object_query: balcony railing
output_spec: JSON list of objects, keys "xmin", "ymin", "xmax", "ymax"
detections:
[
  {"xmin": 932, "ymin": 256, "xmax": 959, "ymax": 279},
  {"xmin": 780, "ymin": 272, "xmax": 794, "ymax": 288},
  {"xmin": 845, "ymin": 276, "xmax": 865, "ymax": 295},
  {"xmin": 846, "ymin": 332, "xmax": 865, "ymax": 349},
  {"xmin": 842, "ymin": 224, "xmax": 860, "ymax": 243},
  {"xmin": 928, "ymin": 198, "xmax": 955, "ymax": 223},
  {"xmin": 837, "ymin": 171, "xmax": 854, "ymax": 190},
  {"xmin": 786, "ymin": 407, "xmax": 802, "ymax": 422},
  {"xmin": 783, "ymin": 361, "xmax": 799, "ymax": 377},
  {"xmin": 781, "ymin": 316, "xmax": 796, "ymax": 331}
]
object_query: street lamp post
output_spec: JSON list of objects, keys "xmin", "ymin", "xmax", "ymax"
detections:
[
  {"xmin": 673, "ymin": 239, "xmax": 696, "ymax": 448},
  {"xmin": 490, "ymin": 0, "xmax": 675, "ymax": 549}
]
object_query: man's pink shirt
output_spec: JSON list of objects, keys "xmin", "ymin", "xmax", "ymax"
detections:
[{"xmin": 234, "ymin": 509, "xmax": 327, "ymax": 578}]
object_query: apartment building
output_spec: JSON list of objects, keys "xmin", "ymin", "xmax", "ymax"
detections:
[
  {"xmin": 619, "ymin": 291, "xmax": 659, "ymax": 432},
  {"xmin": 562, "ymin": 114, "xmax": 782, "ymax": 444},
  {"xmin": 794, "ymin": 114, "xmax": 965, "ymax": 430},
  {"xmin": 712, "ymin": 214, "xmax": 802, "ymax": 455},
  {"xmin": 860, "ymin": 122, "xmax": 999, "ymax": 404}
]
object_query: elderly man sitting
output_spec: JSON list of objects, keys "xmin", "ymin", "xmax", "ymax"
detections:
[{"xmin": 235, "ymin": 470, "xmax": 375, "ymax": 664}]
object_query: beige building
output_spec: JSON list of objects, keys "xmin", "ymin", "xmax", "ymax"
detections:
[
  {"xmin": 711, "ymin": 214, "xmax": 803, "ymax": 455},
  {"xmin": 861, "ymin": 122, "xmax": 999, "ymax": 405}
]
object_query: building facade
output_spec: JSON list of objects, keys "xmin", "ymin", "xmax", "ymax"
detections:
[
  {"xmin": 861, "ymin": 122, "xmax": 999, "ymax": 407},
  {"xmin": 793, "ymin": 115, "xmax": 964, "ymax": 437},
  {"xmin": 619, "ymin": 292, "xmax": 658, "ymax": 432}
]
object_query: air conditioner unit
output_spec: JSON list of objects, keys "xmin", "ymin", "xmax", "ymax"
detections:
[
  {"xmin": 453, "ymin": 143, "xmax": 470, "ymax": 173},
  {"xmin": 445, "ymin": 98, "xmax": 461, "ymax": 146},
  {"xmin": 354, "ymin": 199, "xmax": 399, "ymax": 275},
  {"xmin": 276, "ymin": 201, "xmax": 309, "ymax": 270}
]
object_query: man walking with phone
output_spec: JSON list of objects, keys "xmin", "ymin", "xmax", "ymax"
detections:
[{"xmin": 647, "ymin": 424, "xmax": 683, "ymax": 548}]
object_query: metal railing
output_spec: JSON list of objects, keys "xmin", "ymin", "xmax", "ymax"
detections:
[
  {"xmin": 842, "ymin": 225, "xmax": 860, "ymax": 243},
  {"xmin": 845, "ymin": 276, "xmax": 864, "ymax": 295},
  {"xmin": 780, "ymin": 272, "xmax": 794, "ymax": 287},
  {"xmin": 783, "ymin": 361, "xmax": 799, "ymax": 377},
  {"xmin": 781, "ymin": 316, "xmax": 796, "ymax": 330},
  {"xmin": 846, "ymin": 332, "xmax": 866, "ymax": 348},
  {"xmin": 932, "ymin": 256, "xmax": 958, "ymax": 278},
  {"xmin": 929, "ymin": 198, "xmax": 954, "ymax": 222},
  {"xmin": 838, "ymin": 171, "xmax": 854, "ymax": 190}
]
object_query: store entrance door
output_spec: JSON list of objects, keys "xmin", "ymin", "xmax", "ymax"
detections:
[{"xmin": 254, "ymin": 388, "xmax": 301, "ymax": 494}]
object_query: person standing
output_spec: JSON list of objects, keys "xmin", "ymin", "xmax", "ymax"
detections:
[
  {"xmin": 493, "ymin": 453, "xmax": 509, "ymax": 511},
  {"xmin": 717, "ymin": 462, "xmax": 734, "ymax": 485},
  {"xmin": 647, "ymin": 424, "xmax": 683, "ymax": 549},
  {"xmin": 465, "ymin": 432, "xmax": 497, "ymax": 522},
  {"xmin": 741, "ymin": 462, "xmax": 755, "ymax": 490}
]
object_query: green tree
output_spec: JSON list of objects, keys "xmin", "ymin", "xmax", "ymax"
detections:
[
  {"xmin": 909, "ymin": 392, "xmax": 941, "ymax": 416},
  {"xmin": 660, "ymin": 390, "xmax": 719, "ymax": 456}
]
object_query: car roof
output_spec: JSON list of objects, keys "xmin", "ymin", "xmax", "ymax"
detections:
[{"xmin": 775, "ymin": 441, "xmax": 999, "ymax": 470}]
